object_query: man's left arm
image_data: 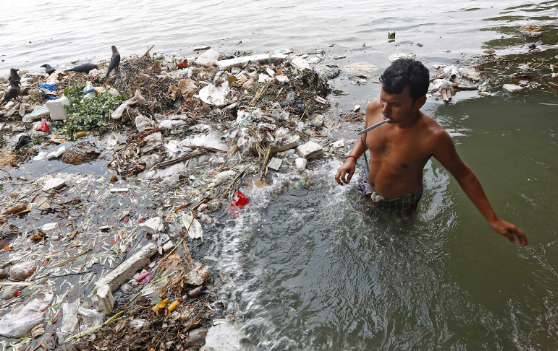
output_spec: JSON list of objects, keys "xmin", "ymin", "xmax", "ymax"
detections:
[{"xmin": 432, "ymin": 130, "xmax": 528, "ymax": 246}]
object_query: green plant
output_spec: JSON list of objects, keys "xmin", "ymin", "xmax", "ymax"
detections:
[{"xmin": 59, "ymin": 83, "xmax": 128, "ymax": 140}]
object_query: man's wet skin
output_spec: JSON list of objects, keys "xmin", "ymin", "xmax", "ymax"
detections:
[{"xmin": 335, "ymin": 58, "xmax": 527, "ymax": 246}]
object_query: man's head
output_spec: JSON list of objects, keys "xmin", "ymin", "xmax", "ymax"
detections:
[{"xmin": 379, "ymin": 59, "xmax": 429, "ymax": 123}]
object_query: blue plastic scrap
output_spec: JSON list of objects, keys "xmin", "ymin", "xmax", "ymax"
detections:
[{"xmin": 39, "ymin": 84, "xmax": 56, "ymax": 91}]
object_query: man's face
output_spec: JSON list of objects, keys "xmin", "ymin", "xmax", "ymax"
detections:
[{"xmin": 379, "ymin": 86, "xmax": 421, "ymax": 123}]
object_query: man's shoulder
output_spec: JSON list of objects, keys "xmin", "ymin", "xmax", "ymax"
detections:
[
  {"xmin": 366, "ymin": 99, "xmax": 381, "ymax": 112},
  {"xmin": 418, "ymin": 112, "xmax": 449, "ymax": 141}
]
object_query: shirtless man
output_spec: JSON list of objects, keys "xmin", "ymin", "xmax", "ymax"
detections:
[{"xmin": 335, "ymin": 59, "xmax": 528, "ymax": 246}]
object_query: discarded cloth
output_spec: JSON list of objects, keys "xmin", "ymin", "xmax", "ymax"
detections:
[{"xmin": 359, "ymin": 179, "xmax": 423, "ymax": 213}]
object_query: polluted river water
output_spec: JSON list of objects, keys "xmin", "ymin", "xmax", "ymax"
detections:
[{"xmin": 1, "ymin": 0, "xmax": 558, "ymax": 350}]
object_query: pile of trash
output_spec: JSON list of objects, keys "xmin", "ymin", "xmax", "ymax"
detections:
[
  {"xmin": 0, "ymin": 47, "xmax": 349, "ymax": 350},
  {"xmin": 465, "ymin": 24, "xmax": 558, "ymax": 96},
  {"xmin": 2, "ymin": 39, "xmax": 554, "ymax": 348}
]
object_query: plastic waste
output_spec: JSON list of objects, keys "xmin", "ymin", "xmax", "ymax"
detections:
[
  {"xmin": 129, "ymin": 319, "xmax": 148, "ymax": 329},
  {"xmin": 177, "ymin": 59, "xmax": 188, "ymax": 69},
  {"xmin": 14, "ymin": 134, "xmax": 31, "ymax": 150},
  {"xmin": 227, "ymin": 191, "xmax": 249, "ymax": 216},
  {"xmin": 39, "ymin": 83, "xmax": 56, "ymax": 92},
  {"xmin": 134, "ymin": 271, "xmax": 152, "ymax": 283},
  {"xmin": 0, "ymin": 289, "xmax": 53, "ymax": 338},
  {"xmin": 46, "ymin": 96, "xmax": 69, "ymax": 121},
  {"xmin": 198, "ymin": 83, "xmax": 230, "ymax": 107},
  {"xmin": 195, "ymin": 49, "xmax": 220, "ymax": 67},
  {"xmin": 24, "ymin": 104, "xmax": 50, "ymax": 121},
  {"xmin": 36, "ymin": 121, "xmax": 50, "ymax": 133},
  {"xmin": 83, "ymin": 82, "xmax": 96, "ymax": 99},
  {"xmin": 182, "ymin": 213, "xmax": 203, "ymax": 239},
  {"xmin": 135, "ymin": 114, "xmax": 154, "ymax": 133},
  {"xmin": 57, "ymin": 301, "xmax": 105, "ymax": 342},
  {"xmin": 8, "ymin": 261, "xmax": 37, "ymax": 281},
  {"xmin": 111, "ymin": 90, "xmax": 146, "ymax": 119},
  {"xmin": 46, "ymin": 145, "xmax": 66, "ymax": 160},
  {"xmin": 292, "ymin": 57, "xmax": 311, "ymax": 70}
]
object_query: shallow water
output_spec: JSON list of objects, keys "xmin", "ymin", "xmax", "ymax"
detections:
[
  {"xmin": 210, "ymin": 93, "xmax": 558, "ymax": 349},
  {"xmin": 2, "ymin": 0, "xmax": 558, "ymax": 76},
  {"xmin": 3, "ymin": 0, "xmax": 558, "ymax": 349}
]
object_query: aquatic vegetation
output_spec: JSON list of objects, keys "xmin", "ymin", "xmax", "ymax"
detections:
[{"xmin": 59, "ymin": 83, "xmax": 128, "ymax": 140}]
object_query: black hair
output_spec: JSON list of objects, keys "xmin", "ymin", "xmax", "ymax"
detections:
[{"xmin": 379, "ymin": 59, "xmax": 430, "ymax": 101}]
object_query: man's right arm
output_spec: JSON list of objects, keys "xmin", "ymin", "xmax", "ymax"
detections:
[{"xmin": 335, "ymin": 100, "xmax": 378, "ymax": 185}]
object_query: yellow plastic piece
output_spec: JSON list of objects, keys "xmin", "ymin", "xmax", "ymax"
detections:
[
  {"xmin": 168, "ymin": 300, "xmax": 180, "ymax": 312},
  {"xmin": 152, "ymin": 298, "xmax": 170, "ymax": 312}
]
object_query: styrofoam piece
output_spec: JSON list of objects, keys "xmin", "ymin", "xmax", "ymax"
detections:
[
  {"xmin": 46, "ymin": 97, "xmax": 69, "ymax": 121},
  {"xmin": 503, "ymin": 84, "xmax": 523, "ymax": 92},
  {"xmin": 292, "ymin": 56, "xmax": 311, "ymax": 70},
  {"xmin": 295, "ymin": 158, "xmax": 307, "ymax": 170},
  {"xmin": 181, "ymin": 130, "xmax": 228, "ymax": 152},
  {"xmin": 268, "ymin": 157, "xmax": 282, "ymax": 171},
  {"xmin": 296, "ymin": 141, "xmax": 323, "ymax": 159},
  {"xmin": 140, "ymin": 217, "xmax": 164, "ymax": 234},
  {"xmin": 388, "ymin": 53, "xmax": 416, "ymax": 62},
  {"xmin": 41, "ymin": 222, "xmax": 57, "ymax": 231},
  {"xmin": 46, "ymin": 146, "xmax": 66, "ymax": 160},
  {"xmin": 195, "ymin": 49, "xmax": 220, "ymax": 67},
  {"xmin": 198, "ymin": 84, "xmax": 230, "ymax": 107},
  {"xmin": 93, "ymin": 243, "xmax": 157, "ymax": 313},
  {"xmin": 110, "ymin": 188, "xmax": 129, "ymax": 193},
  {"xmin": 216, "ymin": 53, "xmax": 287, "ymax": 70},
  {"xmin": 43, "ymin": 178, "xmax": 66, "ymax": 192}
]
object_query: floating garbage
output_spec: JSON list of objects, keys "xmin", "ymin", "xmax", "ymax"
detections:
[
  {"xmin": 46, "ymin": 96, "xmax": 69, "ymax": 121},
  {"xmin": 0, "ymin": 289, "xmax": 53, "ymax": 338}
]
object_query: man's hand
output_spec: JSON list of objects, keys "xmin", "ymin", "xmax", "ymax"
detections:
[
  {"xmin": 335, "ymin": 159, "xmax": 356, "ymax": 185},
  {"xmin": 490, "ymin": 219, "xmax": 528, "ymax": 246}
]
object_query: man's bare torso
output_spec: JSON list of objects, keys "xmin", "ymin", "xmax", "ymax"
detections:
[{"xmin": 364, "ymin": 99, "xmax": 443, "ymax": 198}]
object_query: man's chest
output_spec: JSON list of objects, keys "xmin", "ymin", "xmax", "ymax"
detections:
[{"xmin": 365, "ymin": 128, "xmax": 432, "ymax": 168}]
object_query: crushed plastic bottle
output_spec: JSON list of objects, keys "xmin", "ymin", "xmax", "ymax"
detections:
[
  {"xmin": 226, "ymin": 191, "xmax": 249, "ymax": 217},
  {"xmin": 230, "ymin": 191, "xmax": 249, "ymax": 208}
]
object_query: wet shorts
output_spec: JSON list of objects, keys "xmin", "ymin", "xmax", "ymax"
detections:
[{"xmin": 358, "ymin": 179, "xmax": 423, "ymax": 213}]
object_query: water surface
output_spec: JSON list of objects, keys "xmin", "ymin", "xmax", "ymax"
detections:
[{"xmin": 3, "ymin": 0, "xmax": 558, "ymax": 349}]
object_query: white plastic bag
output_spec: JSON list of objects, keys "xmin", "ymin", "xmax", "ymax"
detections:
[
  {"xmin": 57, "ymin": 300, "xmax": 105, "ymax": 342},
  {"xmin": 0, "ymin": 289, "xmax": 53, "ymax": 338},
  {"xmin": 135, "ymin": 114, "xmax": 154, "ymax": 133}
]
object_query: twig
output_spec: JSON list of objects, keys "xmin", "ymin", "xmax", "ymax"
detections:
[
  {"xmin": 174, "ymin": 203, "xmax": 192, "ymax": 212},
  {"xmin": 249, "ymin": 83, "xmax": 270, "ymax": 106},
  {"xmin": 153, "ymin": 151, "xmax": 202, "ymax": 170},
  {"xmin": 221, "ymin": 167, "xmax": 247, "ymax": 199},
  {"xmin": 141, "ymin": 45, "xmax": 155, "ymax": 59},
  {"xmin": 191, "ymin": 197, "xmax": 210, "ymax": 212},
  {"xmin": 259, "ymin": 146, "xmax": 272, "ymax": 179},
  {"xmin": 189, "ymin": 145, "xmax": 227, "ymax": 153},
  {"xmin": 53, "ymin": 248, "xmax": 91, "ymax": 268}
]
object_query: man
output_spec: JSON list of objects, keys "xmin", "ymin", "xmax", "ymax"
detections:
[{"xmin": 335, "ymin": 59, "xmax": 527, "ymax": 246}]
